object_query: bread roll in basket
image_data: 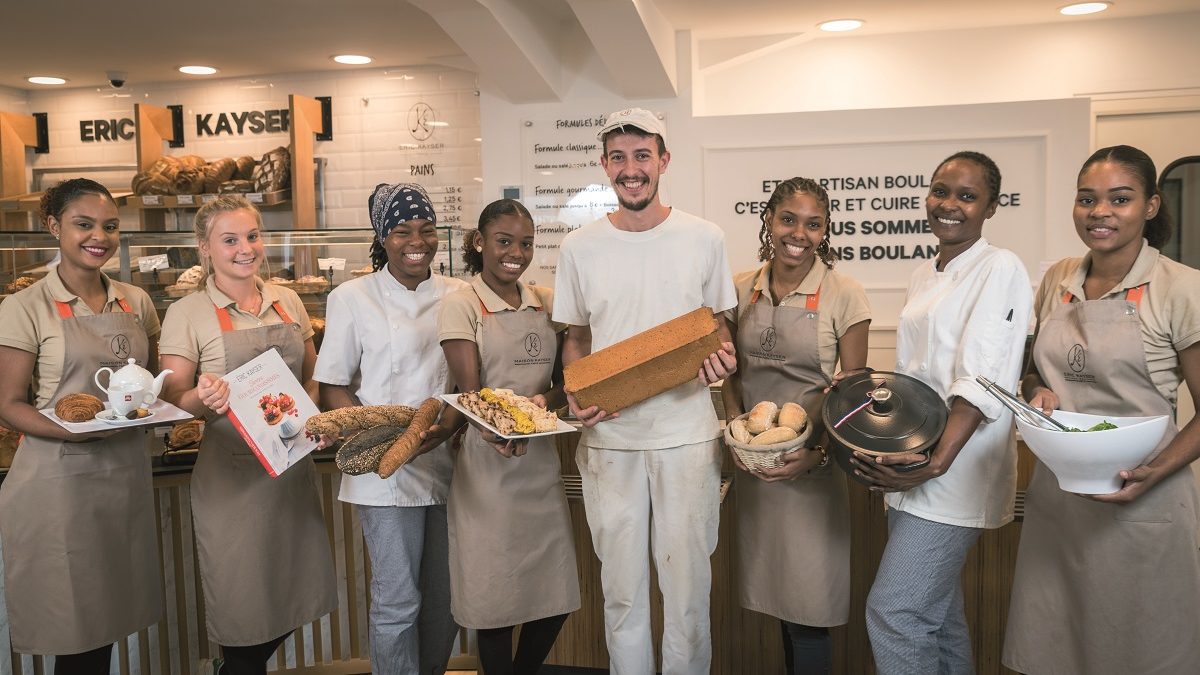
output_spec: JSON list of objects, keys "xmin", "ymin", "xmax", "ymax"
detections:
[{"xmin": 724, "ymin": 410, "xmax": 812, "ymax": 472}]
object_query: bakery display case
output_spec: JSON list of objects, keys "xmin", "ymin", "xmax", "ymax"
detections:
[{"xmin": 0, "ymin": 226, "xmax": 458, "ymax": 319}]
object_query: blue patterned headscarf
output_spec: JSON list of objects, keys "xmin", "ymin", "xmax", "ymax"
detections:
[{"xmin": 368, "ymin": 182, "xmax": 437, "ymax": 239}]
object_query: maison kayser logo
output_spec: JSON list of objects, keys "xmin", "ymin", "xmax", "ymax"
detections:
[
  {"xmin": 759, "ymin": 326, "xmax": 777, "ymax": 353},
  {"xmin": 1067, "ymin": 344, "xmax": 1086, "ymax": 373},
  {"xmin": 524, "ymin": 333, "xmax": 542, "ymax": 358}
]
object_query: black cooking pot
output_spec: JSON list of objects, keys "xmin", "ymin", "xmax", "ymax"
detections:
[{"xmin": 821, "ymin": 370, "xmax": 947, "ymax": 485}]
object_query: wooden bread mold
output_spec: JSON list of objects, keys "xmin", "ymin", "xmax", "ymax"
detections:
[
  {"xmin": 563, "ymin": 307, "xmax": 721, "ymax": 413},
  {"xmin": 724, "ymin": 410, "xmax": 811, "ymax": 472}
]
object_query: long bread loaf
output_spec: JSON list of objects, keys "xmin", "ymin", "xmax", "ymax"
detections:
[
  {"xmin": 336, "ymin": 425, "xmax": 406, "ymax": 475},
  {"xmin": 305, "ymin": 405, "xmax": 416, "ymax": 439},
  {"xmin": 377, "ymin": 398, "xmax": 442, "ymax": 479}
]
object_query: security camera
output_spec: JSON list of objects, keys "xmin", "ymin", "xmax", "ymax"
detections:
[{"xmin": 106, "ymin": 71, "xmax": 127, "ymax": 89}]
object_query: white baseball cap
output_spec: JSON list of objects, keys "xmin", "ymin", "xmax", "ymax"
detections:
[{"xmin": 595, "ymin": 107, "xmax": 666, "ymax": 141}]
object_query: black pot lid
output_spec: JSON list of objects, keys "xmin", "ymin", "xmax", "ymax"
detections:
[{"xmin": 822, "ymin": 370, "xmax": 947, "ymax": 455}]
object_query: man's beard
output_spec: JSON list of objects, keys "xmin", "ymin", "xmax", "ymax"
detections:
[{"xmin": 614, "ymin": 178, "xmax": 658, "ymax": 212}]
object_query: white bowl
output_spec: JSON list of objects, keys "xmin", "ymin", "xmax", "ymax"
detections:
[{"xmin": 1015, "ymin": 409, "xmax": 1168, "ymax": 494}]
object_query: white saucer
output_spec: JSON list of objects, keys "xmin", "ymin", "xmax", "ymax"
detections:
[{"xmin": 95, "ymin": 409, "xmax": 155, "ymax": 425}]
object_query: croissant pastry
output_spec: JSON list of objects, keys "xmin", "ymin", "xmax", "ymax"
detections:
[
  {"xmin": 54, "ymin": 393, "xmax": 105, "ymax": 423},
  {"xmin": 377, "ymin": 398, "xmax": 442, "ymax": 479},
  {"xmin": 304, "ymin": 405, "xmax": 417, "ymax": 439},
  {"xmin": 167, "ymin": 420, "xmax": 203, "ymax": 448},
  {"xmin": 336, "ymin": 425, "xmax": 406, "ymax": 476}
]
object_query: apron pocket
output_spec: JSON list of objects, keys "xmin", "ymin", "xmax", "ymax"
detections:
[
  {"xmin": 61, "ymin": 440, "xmax": 102, "ymax": 456},
  {"xmin": 1112, "ymin": 478, "xmax": 1178, "ymax": 523}
]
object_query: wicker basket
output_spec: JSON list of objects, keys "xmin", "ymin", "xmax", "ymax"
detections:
[{"xmin": 724, "ymin": 411, "xmax": 812, "ymax": 472}]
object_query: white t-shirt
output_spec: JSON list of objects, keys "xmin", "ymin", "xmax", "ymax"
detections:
[
  {"xmin": 553, "ymin": 208, "xmax": 738, "ymax": 450},
  {"xmin": 886, "ymin": 238, "xmax": 1033, "ymax": 529},
  {"xmin": 313, "ymin": 270, "xmax": 469, "ymax": 506}
]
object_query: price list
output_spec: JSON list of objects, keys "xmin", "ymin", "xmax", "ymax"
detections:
[{"xmin": 520, "ymin": 116, "xmax": 624, "ymax": 286}]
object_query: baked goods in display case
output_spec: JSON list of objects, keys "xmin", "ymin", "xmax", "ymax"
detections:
[
  {"xmin": 0, "ymin": 424, "xmax": 18, "ymax": 468},
  {"xmin": 129, "ymin": 147, "xmax": 289, "ymax": 200},
  {"xmin": 3, "ymin": 276, "xmax": 37, "ymax": 294},
  {"xmin": 166, "ymin": 265, "xmax": 204, "ymax": 297},
  {"xmin": 310, "ymin": 317, "xmax": 326, "ymax": 351}
]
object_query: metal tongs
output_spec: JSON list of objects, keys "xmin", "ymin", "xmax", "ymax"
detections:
[{"xmin": 976, "ymin": 375, "xmax": 1072, "ymax": 432}]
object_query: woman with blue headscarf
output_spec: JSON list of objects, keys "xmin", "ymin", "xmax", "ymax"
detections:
[{"xmin": 313, "ymin": 183, "xmax": 468, "ymax": 675}]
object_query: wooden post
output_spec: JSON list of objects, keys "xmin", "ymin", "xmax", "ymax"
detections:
[
  {"xmin": 288, "ymin": 94, "xmax": 325, "ymax": 277},
  {"xmin": 133, "ymin": 103, "xmax": 177, "ymax": 231},
  {"xmin": 0, "ymin": 112, "xmax": 39, "ymax": 231}
]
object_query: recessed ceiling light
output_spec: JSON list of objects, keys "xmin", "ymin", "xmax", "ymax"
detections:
[
  {"xmin": 179, "ymin": 65, "xmax": 218, "ymax": 76},
  {"xmin": 1060, "ymin": 2, "xmax": 1110, "ymax": 15},
  {"xmin": 333, "ymin": 54, "xmax": 373, "ymax": 65},
  {"xmin": 818, "ymin": 19, "xmax": 864, "ymax": 32},
  {"xmin": 27, "ymin": 76, "xmax": 67, "ymax": 85},
  {"xmin": 473, "ymin": 137, "xmax": 482, "ymax": 142},
  {"xmin": 428, "ymin": 121, "xmax": 450, "ymax": 127}
]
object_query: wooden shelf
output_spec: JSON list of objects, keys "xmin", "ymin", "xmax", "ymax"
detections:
[
  {"xmin": 2, "ymin": 190, "xmax": 134, "ymax": 212},
  {"xmin": 123, "ymin": 190, "xmax": 290, "ymax": 209}
]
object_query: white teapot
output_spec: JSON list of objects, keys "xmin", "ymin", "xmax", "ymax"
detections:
[{"xmin": 95, "ymin": 358, "xmax": 173, "ymax": 407}]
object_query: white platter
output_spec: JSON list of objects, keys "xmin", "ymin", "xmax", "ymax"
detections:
[
  {"xmin": 42, "ymin": 399, "xmax": 193, "ymax": 433},
  {"xmin": 439, "ymin": 394, "xmax": 576, "ymax": 440}
]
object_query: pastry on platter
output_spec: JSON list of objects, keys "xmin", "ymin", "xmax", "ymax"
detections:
[
  {"xmin": 457, "ymin": 388, "xmax": 558, "ymax": 435},
  {"xmin": 54, "ymin": 393, "xmax": 105, "ymax": 423}
]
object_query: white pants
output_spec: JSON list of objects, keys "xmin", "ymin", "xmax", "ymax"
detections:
[{"xmin": 576, "ymin": 439, "xmax": 722, "ymax": 675}]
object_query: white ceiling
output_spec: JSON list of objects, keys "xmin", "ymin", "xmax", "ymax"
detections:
[{"xmin": 3, "ymin": 0, "xmax": 1197, "ymax": 92}]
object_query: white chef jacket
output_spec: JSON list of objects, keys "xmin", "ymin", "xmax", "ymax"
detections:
[
  {"xmin": 886, "ymin": 238, "xmax": 1033, "ymax": 529},
  {"xmin": 313, "ymin": 270, "xmax": 469, "ymax": 506}
]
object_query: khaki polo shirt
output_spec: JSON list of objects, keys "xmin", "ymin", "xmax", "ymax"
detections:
[
  {"xmin": 437, "ymin": 275, "xmax": 563, "ymax": 346},
  {"xmin": 1036, "ymin": 240, "xmax": 1200, "ymax": 406},
  {"xmin": 726, "ymin": 261, "xmax": 872, "ymax": 380},
  {"xmin": 158, "ymin": 279, "xmax": 313, "ymax": 377},
  {"xmin": 0, "ymin": 269, "xmax": 160, "ymax": 408}
]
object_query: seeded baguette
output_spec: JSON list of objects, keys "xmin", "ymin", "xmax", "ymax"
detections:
[
  {"xmin": 377, "ymin": 399, "xmax": 442, "ymax": 479},
  {"xmin": 305, "ymin": 405, "xmax": 416, "ymax": 439},
  {"xmin": 336, "ymin": 425, "xmax": 406, "ymax": 475}
]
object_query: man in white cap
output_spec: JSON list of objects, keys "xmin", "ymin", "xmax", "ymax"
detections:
[{"xmin": 553, "ymin": 107, "xmax": 737, "ymax": 674}]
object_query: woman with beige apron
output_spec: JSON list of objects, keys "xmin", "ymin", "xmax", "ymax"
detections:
[
  {"xmin": 1004, "ymin": 146, "xmax": 1200, "ymax": 674},
  {"xmin": 0, "ymin": 179, "xmax": 161, "ymax": 673},
  {"xmin": 722, "ymin": 178, "xmax": 870, "ymax": 675},
  {"xmin": 438, "ymin": 199, "xmax": 580, "ymax": 675},
  {"xmin": 159, "ymin": 196, "xmax": 336, "ymax": 675}
]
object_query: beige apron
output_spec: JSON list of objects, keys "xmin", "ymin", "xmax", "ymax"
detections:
[
  {"xmin": 447, "ymin": 297, "xmax": 580, "ymax": 629},
  {"xmin": 734, "ymin": 286, "xmax": 851, "ymax": 626},
  {"xmin": 0, "ymin": 298, "xmax": 161, "ymax": 654},
  {"xmin": 191, "ymin": 301, "xmax": 337, "ymax": 645},
  {"xmin": 1004, "ymin": 284, "xmax": 1200, "ymax": 674}
]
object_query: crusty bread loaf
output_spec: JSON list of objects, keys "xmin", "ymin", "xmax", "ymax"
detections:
[
  {"xmin": 218, "ymin": 180, "xmax": 255, "ymax": 194},
  {"xmin": 750, "ymin": 426, "xmax": 798, "ymax": 446},
  {"xmin": 778, "ymin": 402, "xmax": 808, "ymax": 433},
  {"xmin": 729, "ymin": 418, "xmax": 752, "ymax": 444},
  {"xmin": 746, "ymin": 401, "xmax": 779, "ymax": 434},
  {"xmin": 377, "ymin": 398, "xmax": 441, "ymax": 478},
  {"xmin": 172, "ymin": 167, "xmax": 205, "ymax": 195},
  {"xmin": 305, "ymin": 405, "xmax": 417, "ymax": 439},
  {"xmin": 234, "ymin": 155, "xmax": 257, "ymax": 180},
  {"xmin": 564, "ymin": 307, "xmax": 721, "ymax": 413},
  {"xmin": 203, "ymin": 158, "xmax": 237, "ymax": 193}
]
